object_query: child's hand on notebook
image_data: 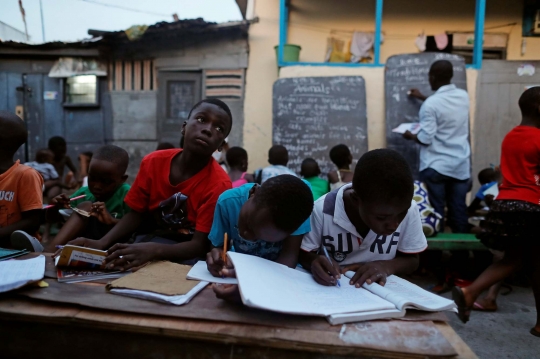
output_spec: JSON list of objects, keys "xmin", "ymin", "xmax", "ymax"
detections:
[
  {"xmin": 342, "ymin": 261, "xmax": 388, "ymax": 288},
  {"xmin": 311, "ymin": 255, "xmax": 341, "ymax": 286},
  {"xmin": 90, "ymin": 202, "xmax": 118, "ymax": 225},
  {"xmin": 206, "ymin": 248, "xmax": 235, "ymax": 278},
  {"xmin": 213, "ymin": 284, "xmax": 241, "ymax": 303},
  {"xmin": 105, "ymin": 243, "xmax": 155, "ymax": 271}
]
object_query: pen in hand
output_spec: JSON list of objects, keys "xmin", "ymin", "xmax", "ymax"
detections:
[{"xmin": 321, "ymin": 245, "xmax": 341, "ymax": 287}]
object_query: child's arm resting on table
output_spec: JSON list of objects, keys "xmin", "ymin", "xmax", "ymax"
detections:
[
  {"xmin": 104, "ymin": 230, "xmax": 211, "ymax": 271},
  {"xmin": 276, "ymin": 234, "xmax": 304, "ymax": 269},
  {"xmin": 299, "ymin": 249, "xmax": 341, "ymax": 286},
  {"xmin": 342, "ymin": 251, "xmax": 419, "ymax": 288},
  {"xmin": 68, "ymin": 210, "xmax": 142, "ymax": 249}
]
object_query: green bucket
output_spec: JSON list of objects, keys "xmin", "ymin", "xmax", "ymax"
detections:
[{"xmin": 274, "ymin": 44, "xmax": 301, "ymax": 63}]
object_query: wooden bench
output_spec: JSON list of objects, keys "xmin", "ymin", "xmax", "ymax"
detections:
[{"xmin": 427, "ymin": 233, "xmax": 487, "ymax": 251}]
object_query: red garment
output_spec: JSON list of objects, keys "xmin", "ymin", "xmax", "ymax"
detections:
[
  {"xmin": 125, "ymin": 149, "xmax": 232, "ymax": 233},
  {"xmin": 497, "ymin": 126, "xmax": 540, "ymax": 205}
]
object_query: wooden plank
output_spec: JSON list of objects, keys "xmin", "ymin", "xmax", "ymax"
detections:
[
  {"xmin": 0, "ymin": 297, "xmax": 466, "ymax": 358},
  {"xmin": 436, "ymin": 322, "xmax": 478, "ymax": 359}
]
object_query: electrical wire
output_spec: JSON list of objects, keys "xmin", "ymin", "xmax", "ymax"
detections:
[{"xmin": 73, "ymin": 0, "xmax": 169, "ymax": 17}]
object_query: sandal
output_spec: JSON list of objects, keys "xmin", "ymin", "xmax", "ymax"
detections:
[
  {"xmin": 531, "ymin": 328, "xmax": 540, "ymax": 338},
  {"xmin": 452, "ymin": 286, "xmax": 471, "ymax": 323},
  {"xmin": 472, "ymin": 300, "xmax": 497, "ymax": 312}
]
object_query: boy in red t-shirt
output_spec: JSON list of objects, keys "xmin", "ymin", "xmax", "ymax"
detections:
[
  {"xmin": 69, "ymin": 99, "xmax": 232, "ymax": 269},
  {"xmin": 0, "ymin": 111, "xmax": 44, "ymax": 248}
]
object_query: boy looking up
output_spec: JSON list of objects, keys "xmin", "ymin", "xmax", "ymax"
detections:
[
  {"xmin": 75, "ymin": 99, "xmax": 232, "ymax": 270},
  {"xmin": 41, "ymin": 145, "xmax": 131, "ymax": 252},
  {"xmin": 206, "ymin": 174, "xmax": 313, "ymax": 300},
  {"xmin": 300, "ymin": 149, "xmax": 427, "ymax": 288},
  {"xmin": 0, "ymin": 111, "xmax": 43, "ymax": 247}
]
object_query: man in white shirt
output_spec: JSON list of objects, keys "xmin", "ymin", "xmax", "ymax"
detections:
[
  {"xmin": 255, "ymin": 145, "xmax": 297, "ymax": 184},
  {"xmin": 300, "ymin": 149, "xmax": 427, "ymax": 288},
  {"xmin": 403, "ymin": 60, "xmax": 471, "ymax": 233}
]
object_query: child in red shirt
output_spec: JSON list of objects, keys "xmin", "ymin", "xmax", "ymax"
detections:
[
  {"xmin": 453, "ymin": 87, "xmax": 540, "ymax": 338},
  {"xmin": 0, "ymin": 111, "xmax": 43, "ymax": 248},
  {"xmin": 69, "ymin": 99, "xmax": 232, "ymax": 267}
]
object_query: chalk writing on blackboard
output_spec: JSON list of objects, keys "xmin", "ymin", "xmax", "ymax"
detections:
[{"xmin": 273, "ymin": 77, "xmax": 368, "ymax": 175}]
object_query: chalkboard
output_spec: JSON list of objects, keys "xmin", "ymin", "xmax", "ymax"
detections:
[
  {"xmin": 385, "ymin": 53, "xmax": 467, "ymax": 179},
  {"xmin": 273, "ymin": 76, "xmax": 367, "ymax": 175}
]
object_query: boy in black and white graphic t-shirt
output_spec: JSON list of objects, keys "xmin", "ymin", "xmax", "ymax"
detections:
[{"xmin": 300, "ymin": 149, "xmax": 427, "ymax": 288}]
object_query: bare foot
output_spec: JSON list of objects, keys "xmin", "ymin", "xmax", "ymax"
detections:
[
  {"xmin": 473, "ymin": 297, "xmax": 498, "ymax": 311},
  {"xmin": 461, "ymin": 287, "xmax": 475, "ymax": 307}
]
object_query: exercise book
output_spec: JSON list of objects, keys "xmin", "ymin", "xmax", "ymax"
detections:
[
  {"xmin": 227, "ymin": 252, "xmax": 456, "ymax": 324},
  {"xmin": 107, "ymin": 261, "xmax": 208, "ymax": 305},
  {"xmin": 0, "ymin": 255, "xmax": 45, "ymax": 293}
]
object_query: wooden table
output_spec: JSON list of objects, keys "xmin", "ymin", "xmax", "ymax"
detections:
[{"xmin": 0, "ymin": 295, "xmax": 477, "ymax": 359}]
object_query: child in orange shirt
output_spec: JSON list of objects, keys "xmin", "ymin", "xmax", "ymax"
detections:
[{"xmin": 0, "ymin": 111, "xmax": 44, "ymax": 249}]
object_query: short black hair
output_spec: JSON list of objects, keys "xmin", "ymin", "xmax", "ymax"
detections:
[
  {"xmin": 226, "ymin": 146, "xmax": 248, "ymax": 168},
  {"xmin": 429, "ymin": 60, "xmax": 453, "ymax": 82},
  {"xmin": 254, "ymin": 175, "xmax": 313, "ymax": 232},
  {"xmin": 0, "ymin": 111, "xmax": 27, "ymax": 155},
  {"xmin": 35, "ymin": 148, "xmax": 53, "ymax": 163},
  {"xmin": 268, "ymin": 145, "xmax": 288, "ymax": 166},
  {"xmin": 48, "ymin": 136, "xmax": 66, "ymax": 150},
  {"xmin": 519, "ymin": 86, "xmax": 540, "ymax": 118},
  {"xmin": 300, "ymin": 158, "xmax": 320, "ymax": 178},
  {"xmin": 93, "ymin": 145, "xmax": 129, "ymax": 175},
  {"xmin": 478, "ymin": 168, "xmax": 498, "ymax": 185},
  {"xmin": 352, "ymin": 149, "xmax": 413, "ymax": 203},
  {"xmin": 188, "ymin": 98, "xmax": 233, "ymax": 135},
  {"xmin": 329, "ymin": 144, "xmax": 351, "ymax": 168},
  {"xmin": 156, "ymin": 142, "xmax": 175, "ymax": 151}
]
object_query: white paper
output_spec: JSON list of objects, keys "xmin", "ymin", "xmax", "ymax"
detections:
[
  {"xmin": 392, "ymin": 123, "xmax": 421, "ymax": 135},
  {"xmin": 110, "ymin": 281, "xmax": 208, "ymax": 305},
  {"xmin": 228, "ymin": 252, "xmax": 394, "ymax": 317},
  {"xmin": 344, "ymin": 272, "xmax": 456, "ymax": 312},
  {"xmin": 186, "ymin": 260, "xmax": 239, "ymax": 284},
  {"xmin": 0, "ymin": 255, "xmax": 45, "ymax": 293},
  {"xmin": 483, "ymin": 183, "xmax": 499, "ymax": 198}
]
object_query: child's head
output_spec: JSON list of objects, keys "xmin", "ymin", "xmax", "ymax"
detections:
[
  {"xmin": 226, "ymin": 146, "xmax": 248, "ymax": 171},
  {"xmin": 48, "ymin": 136, "xmax": 67, "ymax": 159},
  {"xmin": 87, "ymin": 145, "xmax": 129, "ymax": 201},
  {"xmin": 300, "ymin": 158, "xmax": 321, "ymax": 178},
  {"xmin": 351, "ymin": 149, "xmax": 413, "ymax": 236},
  {"xmin": 519, "ymin": 86, "xmax": 540, "ymax": 121},
  {"xmin": 181, "ymin": 99, "xmax": 232, "ymax": 158},
  {"xmin": 329, "ymin": 144, "xmax": 352, "ymax": 169},
  {"xmin": 156, "ymin": 142, "xmax": 175, "ymax": 151},
  {"xmin": 268, "ymin": 145, "xmax": 289, "ymax": 166},
  {"xmin": 477, "ymin": 167, "xmax": 500, "ymax": 185},
  {"xmin": 237, "ymin": 175, "xmax": 313, "ymax": 243},
  {"xmin": 35, "ymin": 148, "xmax": 54, "ymax": 164},
  {"xmin": 0, "ymin": 111, "xmax": 27, "ymax": 158}
]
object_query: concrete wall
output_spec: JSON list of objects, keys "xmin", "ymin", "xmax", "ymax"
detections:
[
  {"xmin": 243, "ymin": 0, "xmax": 537, "ymax": 171},
  {"xmin": 288, "ymin": 0, "xmax": 540, "ymax": 63},
  {"xmin": 108, "ymin": 35, "xmax": 249, "ymax": 179}
]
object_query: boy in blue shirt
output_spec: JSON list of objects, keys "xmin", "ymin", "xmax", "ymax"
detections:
[{"xmin": 206, "ymin": 175, "xmax": 313, "ymax": 299}]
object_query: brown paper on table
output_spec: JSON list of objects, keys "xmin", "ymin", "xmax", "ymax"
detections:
[{"xmin": 107, "ymin": 261, "xmax": 199, "ymax": 296}]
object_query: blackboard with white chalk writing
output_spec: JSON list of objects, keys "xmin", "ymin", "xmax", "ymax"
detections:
[
  {"xmin": 385, "ymin": 53, "xmax": 467, "ymax": 179},
  {"xmin": 273, "ymin": 76, "xmax": 367, "ymax": 175}
]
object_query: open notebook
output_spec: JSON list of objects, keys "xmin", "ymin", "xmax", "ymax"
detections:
[{"xmin": 227, "ymin": 252, "xmax": 456, "ymax": 325}]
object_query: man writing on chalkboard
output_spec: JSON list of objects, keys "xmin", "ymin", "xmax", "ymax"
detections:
[{"xmin": 402, "ymin": 60, "xmax": 470, "ymax": 233}]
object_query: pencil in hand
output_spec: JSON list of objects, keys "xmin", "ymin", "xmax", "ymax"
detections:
[{"xmin": 222, "ymin": 232, "xmax": 228, "ymax": 263}]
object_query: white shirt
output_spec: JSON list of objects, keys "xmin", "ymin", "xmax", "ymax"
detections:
[
  {"xmin": 417, "ymin": 84, "xmax": 471, "ymax": 180},
  {"xmin": 301, "ymin": 184, "xmax": 427, "ymax": 266},
  {"xmin": 260, "ymin": 165, "xmax": 297, "ymax": 184}
]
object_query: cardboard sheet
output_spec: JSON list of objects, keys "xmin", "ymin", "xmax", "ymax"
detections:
[{"xmin": 108, "ymin": 261, "xmax": 199, "ymax": 296}]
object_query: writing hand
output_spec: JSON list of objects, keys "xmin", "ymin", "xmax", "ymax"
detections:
[{"xmin": 311, "ymin": 255, "xmax": 341, "ymax": 286}]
